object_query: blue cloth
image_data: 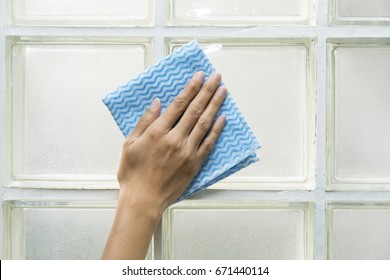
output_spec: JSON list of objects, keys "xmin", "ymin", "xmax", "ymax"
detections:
[{"xmin": 102, "ymin": 40, "xmax": 261, "ymax": 201}]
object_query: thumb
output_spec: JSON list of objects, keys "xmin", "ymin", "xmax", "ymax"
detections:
[{"xmin": 129, "ymin": 98, "xmax": 161, "ymax": 139}]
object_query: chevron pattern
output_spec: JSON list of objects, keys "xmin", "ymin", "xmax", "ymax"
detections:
[{"xmin": 102, "ymin": 40, "xmax": 261, "ymax": 201}]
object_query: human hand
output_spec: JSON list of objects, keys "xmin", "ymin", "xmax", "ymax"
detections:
[
  {"xmin": 117, "ymin": 71, "xmax": 227, "ymax": 216},
  {"xmin": 102, "ymin": 71, "xmax": 226, "ymax": 259}
]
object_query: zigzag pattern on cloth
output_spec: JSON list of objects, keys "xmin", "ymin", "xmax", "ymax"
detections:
[{"xmin": 102, "ymin": 40, "xmax": 261, "ymax": 201}]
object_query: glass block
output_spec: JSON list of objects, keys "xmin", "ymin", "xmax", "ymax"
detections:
[
  {"xmin": 6, "ymin": 37, "xmax": 152, "ymax": 188},
  {"xmin": 327, "ymin": 202, "xmax": 390, "ymax": 260},
  {"xmin": 166, "ymin": 38, "xmax": 316, "ymax": 190},
  {"xmin": 327, "ymin": 39, "xmax": 390, "ymax": 191},
  {"xmin": 165, "ymin": 0, "xmax": 316, "ymax": 26},
  {"xmin": 330, "ymin": 0, "xmax": 390, "ymax": 25},
  {"xmin": 3, "ymin": 200, "xmax": 154, "ymax": 260},
  {"xmin": 7, "ymin": 0, "xmax": 155, "ymax": 27},
  {"xmin": 162, "ymin": 201, "xmax": 314, "ymax": 260}
]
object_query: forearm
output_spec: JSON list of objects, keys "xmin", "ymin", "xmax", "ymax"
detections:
[
  {"xmin": 101, "ymin": 191, "xmax": 163, "ymax": 260},
  {"xmin": 101, "ymin": 72, "xmax": 226, "ymax": 259}
]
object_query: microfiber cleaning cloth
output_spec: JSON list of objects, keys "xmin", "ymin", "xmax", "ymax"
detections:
[{"xmin": 102, "ymin": 40, "xmax": 261, "ymax": 201}]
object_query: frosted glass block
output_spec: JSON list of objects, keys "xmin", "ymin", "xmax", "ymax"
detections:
[
  {"xmin": 162, "ymin": 201, "xmax": 314, "ymax": 260},
  {"xmin": 167, "ymin": 39, "xmax": 316, "ymax": 190},
  {"xmin": 6, "ymin": 37, "xmax": 152, "ymax": 188},
  {"xmin": 7, "ymin": 0, "xmax": 155, "ymax": 26},
  {"xmin": 3, "ymin": 201, "xmax": 153, "ymax": 260},
  {"xmin": 166, "ymin": 0, "xmax": 316, "ymax": 26},
  {"xmin": 327, "ymin": 39, "xmax": 390, "ymax": 191},
  {"xmin": 330, "ymin": 0, "xmax": 390, "ymax": 25},
  {"xmin": 327, "ymin": 202, "xmax": 390, "ymax": 260}
]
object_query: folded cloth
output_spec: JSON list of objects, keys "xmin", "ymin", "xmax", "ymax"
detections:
[{"xmin": 102, "ymin": 40, "xmax": 261, "ymax": 201}]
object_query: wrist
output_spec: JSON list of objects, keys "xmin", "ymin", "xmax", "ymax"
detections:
[
  {"xmin": 102, "ymin": 188, "xmax": 162, "ymax": 260},
  {"xmin": 117, "ymin": 188, "xmax": 165, "ymax": 227}
]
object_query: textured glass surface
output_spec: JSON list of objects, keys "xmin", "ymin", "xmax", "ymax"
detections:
[
  {"xmin": 7, "ymin": 37, "xmax": 151, "ymax": 188},
  {"xmin": 3, "ymin": 200, "xmax": 154, "ymax": 260},
  {"xmin": 166, "ymin": 0, "xmax": 316, "ymax": 26},
  {"xmin": 327, "ymin": 39, "xmax": 390, "ymax": 191},
  {"xmin": 327, "ymin": 202, "xmax": 390, "ymax": 260},
  {"xmin": 8, "ymin": 0, "xmax": 155, "ymax": 26},
  {"xmin": 330, "ymin": 0, "xmax": 390, "ymax": 24},
  {"xmin": 162, "ymin": 201, "xmax": 314, "ymax": 260},
  {"xmin": 167, "ymin": 39, "xmax": 316, "ymax": 190}
]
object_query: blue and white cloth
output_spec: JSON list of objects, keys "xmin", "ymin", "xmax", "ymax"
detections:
[{"xmin": 102, "ymin": 40, "xmax": 261, "ymax": 201}]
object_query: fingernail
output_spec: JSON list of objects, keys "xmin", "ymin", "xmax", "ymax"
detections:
[
  {"xmin": 217, "ymin": 86, "xmax": 227, "ymax": 98},
  {"xmin": 219, "ymin": 115, "xmax": 227, "ymax": 125},
  {"xmin": 150, "ymin": 98, "xmax": 160, "ymax": 110},
  {"xmin": 217, "ymin": 115, "xmax": 227, "ymax": 128},
  {"xmin": 194, "ymin": 71, "xmax": 205, "ymax": 81},
  {"xmin": 211, "ymin": 72, "xmax": 222, "ymax": 83}
]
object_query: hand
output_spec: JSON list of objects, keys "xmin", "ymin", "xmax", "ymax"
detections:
[
  {"xmin": 117, "ymin": 71, "xmax": 227, "ymax": 213},
  {"xmin": 102, "ymin": 71, "xmax": 227, "ymax": 259}
]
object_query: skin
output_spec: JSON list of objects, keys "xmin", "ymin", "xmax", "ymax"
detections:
[{"xmin": 101, "ymin": 71, "xmax": 227, "ymax": 259}]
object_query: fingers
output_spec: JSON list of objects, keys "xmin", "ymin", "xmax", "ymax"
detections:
[
  {"xmin": 129, "ymin": 98, "xmax": 161, "ymax": 139},
  {"xmin": 158, "ymin": 71, "xmax": 205, "ymax": 130},
  {"xmin": 175, "ymin": 72, "xmax": 222, "ymax": 135},
  {"xmin": 188, "ymin": 86, "xmax": 227, "ymax": 147},
  {"xmin": 197, "ymin": 115, "xmax": 226, "ymax": 162}
]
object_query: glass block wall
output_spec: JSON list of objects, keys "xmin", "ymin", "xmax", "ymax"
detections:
[{"xmin": 0, "ymin": 0, "xmax": 389, "ymax": 260}]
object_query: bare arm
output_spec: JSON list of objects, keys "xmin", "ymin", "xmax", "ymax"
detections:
[{"xmin": 101, "ymin": 71, "xmax": 227, "ymax": 259}]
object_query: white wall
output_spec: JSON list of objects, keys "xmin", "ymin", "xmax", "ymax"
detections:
[{"xmin": 1, "ymin": 0, "xmax": 390, "ymax": 260}]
